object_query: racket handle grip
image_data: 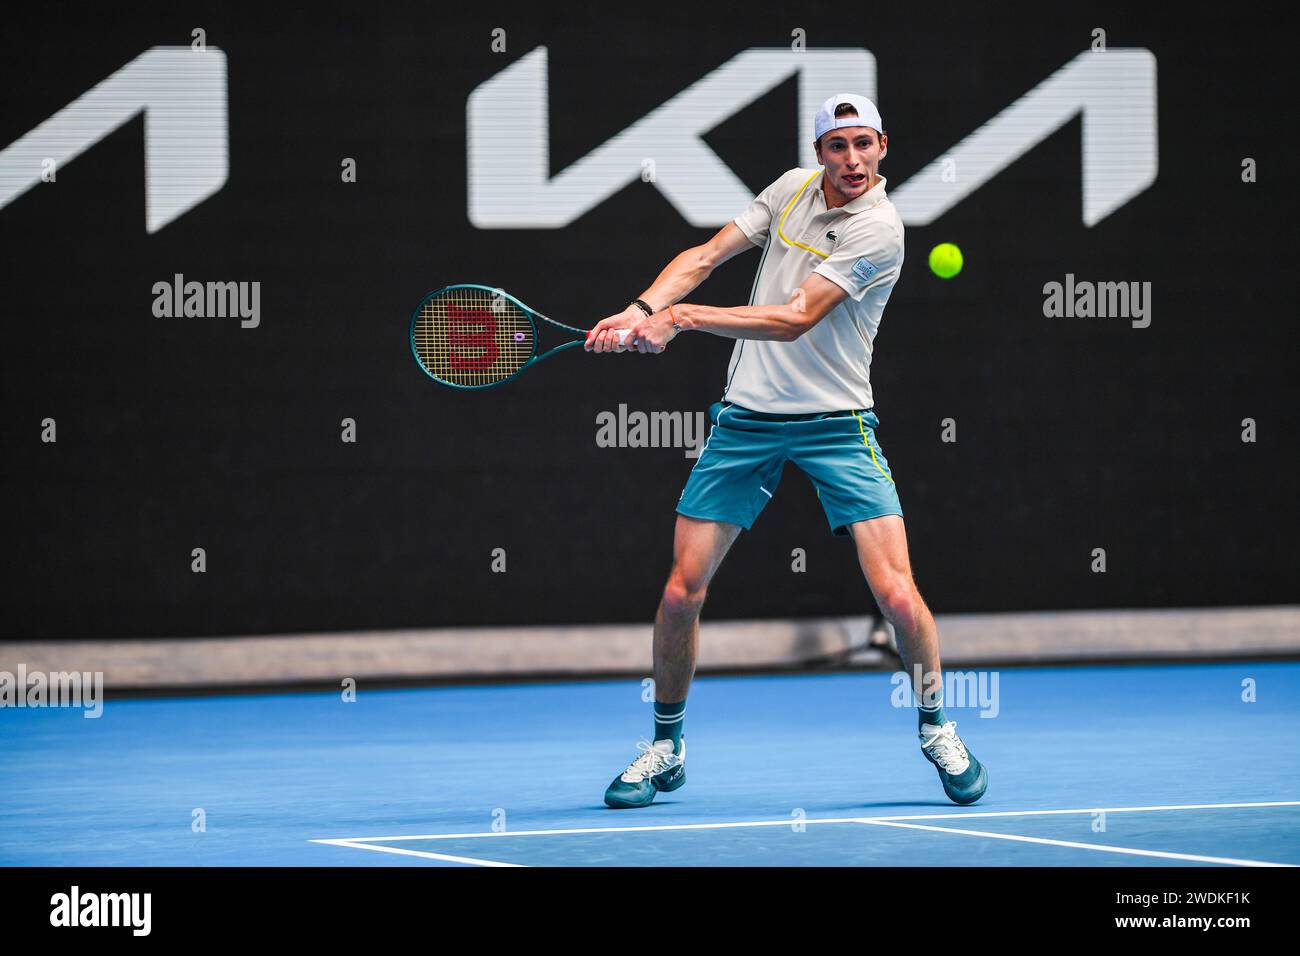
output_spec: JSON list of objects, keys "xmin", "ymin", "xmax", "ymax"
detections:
[{"xmin": 615, "ymin": 328, "xmax": 631, "ymax": 347}]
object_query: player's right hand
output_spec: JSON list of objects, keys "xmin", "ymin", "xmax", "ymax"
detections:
[{"xmin": 585, "ymin": 305, "xmax": 642, "ymax": 353}]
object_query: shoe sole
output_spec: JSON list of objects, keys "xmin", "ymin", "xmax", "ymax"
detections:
[{"xmin": 603, "ymin": 769, "xmax": 685, "ymax": 809}]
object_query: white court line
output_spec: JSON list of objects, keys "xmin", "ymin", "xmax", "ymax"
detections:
[
  {"xmin": 859, "ymin": 820, "xmax": 1292, "ymax": 867},
  {"xmin": 314, "ymin": 799, "xmax": 1300, "ymax": 844},
  {"xmin": 874, "ymin": 800, "xmax": 1300, "ymax": 823},
  {"xmin": 313, "ymin": 838, "xmax": 522, "ymax": 867}
]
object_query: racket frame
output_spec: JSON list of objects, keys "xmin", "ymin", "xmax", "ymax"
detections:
[{"xmin": 409, "ymin": 283, "xmax": 590, "ymax": 390}]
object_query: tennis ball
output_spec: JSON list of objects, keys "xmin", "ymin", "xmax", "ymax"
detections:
[{"xmin": 928, "ymin": 242, "xmax": 964, "ymax": 279}]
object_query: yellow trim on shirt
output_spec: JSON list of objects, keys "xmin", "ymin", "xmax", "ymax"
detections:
[
  {"xmin": 854, "ymin": 410, "xmax": 895, "ymax": 485},
  {"xmin": 776, "ymin": 170, "xmax": 832, "ymax": 258}
]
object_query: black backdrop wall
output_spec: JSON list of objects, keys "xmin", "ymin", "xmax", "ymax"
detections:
[{"xmin": 2, "ymin": 1, "xmax": 1296, "ymax": 639}]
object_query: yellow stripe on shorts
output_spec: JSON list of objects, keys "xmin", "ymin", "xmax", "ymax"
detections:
[{"xmin": 854, "ymin": 410, "xmax": 894, "ymax": 485}]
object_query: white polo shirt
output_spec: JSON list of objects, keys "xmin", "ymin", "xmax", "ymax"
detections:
[{"xmin": 723, "ymin": 167, "xmax": 905, "ymax": 413}]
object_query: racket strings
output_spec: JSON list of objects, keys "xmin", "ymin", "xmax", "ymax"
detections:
[{"xmin": 413, "ymin": 288, "xmax": 535, "ymax": 387}]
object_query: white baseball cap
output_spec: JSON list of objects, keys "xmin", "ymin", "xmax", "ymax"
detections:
[{"xmin": 814, "ymin": 93, "xmax": 885, "ymax": 141}]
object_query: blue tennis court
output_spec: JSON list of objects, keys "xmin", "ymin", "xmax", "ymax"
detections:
[{"xmin": 2, "ymin": 660, "xmax": 1297, "ymax": 867}]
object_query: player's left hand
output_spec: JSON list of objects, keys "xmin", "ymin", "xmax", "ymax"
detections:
[{"xmin": 586, "ymin": 306, "xmax": 642, "ymax": 353}]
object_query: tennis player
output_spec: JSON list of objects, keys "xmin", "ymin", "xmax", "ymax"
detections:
[{"xmin": 585, "ymin": 94, "xmax": 987, "ymax": 809}]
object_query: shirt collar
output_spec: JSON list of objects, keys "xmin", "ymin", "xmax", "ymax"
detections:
[{"xmin": 817, "ymin": 171, "xmax": 888, "ymax": 213}]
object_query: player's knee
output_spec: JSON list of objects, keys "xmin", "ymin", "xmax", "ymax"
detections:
[
  {"xmin": 661, "ymin": 571, "xmax": 708, "ymax": 618},
  {"xmin": 876, "ymin": 580, "xmax": 923, "ymax": 628}
]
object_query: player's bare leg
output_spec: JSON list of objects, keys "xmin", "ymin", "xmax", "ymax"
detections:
[
  {"xmin": 848, "ymin": 514, "xmax": 988, "ymax": 804},
  {"xmin": 847, "ymin": 515, "xmax": 939, "ymax": 696},
  {"xmin": 653, "ymin": 515, "xmax": 742, "ymax": 701},
  {"xmin": 604, "ymin": 515, "xmax": 740, "ymax": 808}
]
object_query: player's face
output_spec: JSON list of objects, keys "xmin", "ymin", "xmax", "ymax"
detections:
[{"xmin": 816, "ymin": 127, "xmax": 885, "ymax": 202}]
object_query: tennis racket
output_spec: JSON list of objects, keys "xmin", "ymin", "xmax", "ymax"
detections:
[{"xmin": 409, "ymin": 284, "xmax": 631, "ymax": 389}]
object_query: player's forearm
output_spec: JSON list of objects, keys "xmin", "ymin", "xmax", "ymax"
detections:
[
  {"xmin": 672, "ymin": 302, "xmax": 806, "ymax": 342},
  {"xmin": 637, "ymin": 246, "xmax": 718, "ymax": 311}
]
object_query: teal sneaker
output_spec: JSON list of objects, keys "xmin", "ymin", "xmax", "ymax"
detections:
[
  {"xmin": 919, "ymin": 720, "xmax": 987, "ymax": 805},
  {"xmin": 603, "ymin": 737, "xmax": 686, "ymax": 809}
]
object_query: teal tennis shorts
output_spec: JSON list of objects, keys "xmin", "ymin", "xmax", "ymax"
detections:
[{"xmin": 676, "ymin": 400, "xmax": 903, "ymax": 536}]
